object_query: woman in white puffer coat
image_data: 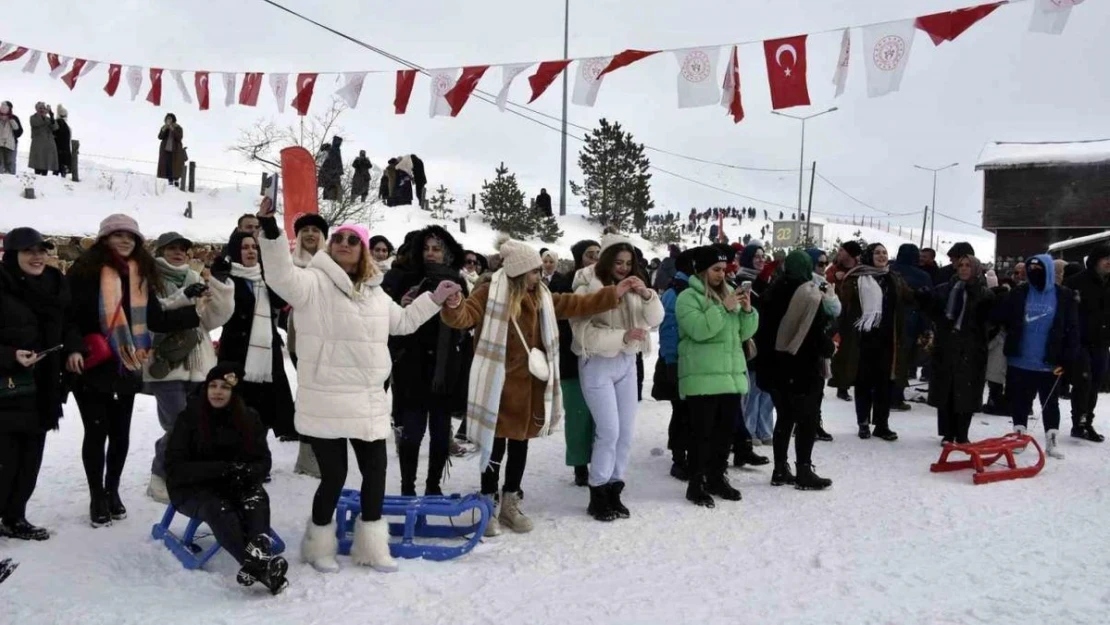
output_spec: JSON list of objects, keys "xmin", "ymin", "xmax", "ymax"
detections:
[
  {"xmin": 255, "ymin": 199, "xmax": 460, "ymax": 574},
  {"xmin": 144, "ymin": 232, "xmax": 235, "ymax": 504}
]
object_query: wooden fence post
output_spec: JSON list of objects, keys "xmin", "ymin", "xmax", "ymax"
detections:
[
  {"xmin": 70, "ymin": 140, "xmax": 80, "ymax": 182},
  {"xmin": 187, "ymin": 162, "xmax": 196, "ymax": 192}
]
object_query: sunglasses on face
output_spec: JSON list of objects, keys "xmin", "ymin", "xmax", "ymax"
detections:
[{"xmin": 330, "ymin": 234, "xmax": 362, "ymax": 247}]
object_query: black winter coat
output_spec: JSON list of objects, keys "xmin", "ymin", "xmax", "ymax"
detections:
[
  {"xmin": 921, "ymin": 280, "xmax": 995, "ymax": 414},
  {"xmin": 66, "ymin": 257, "xmax": 200, "ymax": 395},
  {"xmin": 755, "ymin": 277, "xmax": 834, "ymax": 395},
  {"xmin": 549, "ymin": 271, "xmax": 580, "ymax": 381},
  {"xmin": 991, "ymin": 283, "xmax": 1080, "ymax": 370},
  {"xmin": 1064, "ymin": 269, "xmax": 1110, "ymax": 349},
  {"xmin": 0, "ymin": 264, "xmax": 80, "ymax": 432},
  {"xmin": 54, "ymin": 119, "xmax": 72, "ymax": 170},
  {"xmin": 164, "ymin": 397, "xmax": 271, "ymax": 504}
]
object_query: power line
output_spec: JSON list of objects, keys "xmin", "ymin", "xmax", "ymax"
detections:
[
  {"xmin": 935, "ymin": 210, "xmax": 988, "ymax": 230},
  {"xmin": 815, "ymin": 173, "xmax": 920, "ymax": 217}
]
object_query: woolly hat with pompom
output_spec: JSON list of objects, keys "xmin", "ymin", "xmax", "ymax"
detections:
[{"xmin": 496, "ymin": 234, "xmax": 541, "ymax": 278}]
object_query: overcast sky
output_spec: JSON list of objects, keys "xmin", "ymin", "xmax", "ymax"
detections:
[{"xmin": 2, "ymin": 0, "xmax": 1107, "ymax": 236}]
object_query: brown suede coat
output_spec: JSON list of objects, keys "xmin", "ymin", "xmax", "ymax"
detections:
[{"xmin": 442, "ymin": 282, "xmax": 618, "ymax": 440}]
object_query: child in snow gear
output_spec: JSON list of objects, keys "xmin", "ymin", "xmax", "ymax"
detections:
[
  {"xmin": 255, "ymin": 200, "xmax": 458, "ymax": 573},
  {"xmin": 164, "ymin": 363, "xmax": 287, "ymax": 594},
  {"xmin": 676, "ymin": 245, "xmax": 759, "ymax": 508},
  {"xmin": 441, "ymin": 235, "xmax": 628, "ymax": 535},
  {"xmin": 571, "ymin": 234, "xmax": 664, "ymax": 521},
  {"xmin": 67, "ymin": 214, "xmax": 202, "ymax": 528}
]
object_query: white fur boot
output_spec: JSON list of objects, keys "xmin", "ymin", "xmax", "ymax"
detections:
[
  {"xmin": 1046, "ymin": 429, "xmax": 1065, "ymax": 460},
  {"xmin": 350, "ymin": 518, "xmax": 398, "ymax": 573},
  {"xmin": 301, "ymin": 520, "xmax": 340, "ymax": 573}
]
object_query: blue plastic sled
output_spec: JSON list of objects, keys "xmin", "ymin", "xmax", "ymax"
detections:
[
  {"xmin": 151, "ymin": 505, "xmax": 285, "ymax": 570},
  {"xmin": 335, "ymin": 490, "xmax": 492, "ymax": 562}
]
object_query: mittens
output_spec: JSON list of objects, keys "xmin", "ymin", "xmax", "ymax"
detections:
[{"xmin": 430, "ymin": 281, "xmax": 462, "ymax": 305}]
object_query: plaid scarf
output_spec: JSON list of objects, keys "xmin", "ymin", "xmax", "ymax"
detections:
[
  {"xmin": 467, "ymin": 269, "xmax": 562, "ymax": 471},
  {"xmin": 98, "ymin": 259, "xmax": 152, "ymax": 371}
]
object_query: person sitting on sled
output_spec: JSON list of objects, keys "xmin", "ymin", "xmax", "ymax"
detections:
[{"xmin": 164, "ymin": 362, "xmax": 288, "ymax": 595}]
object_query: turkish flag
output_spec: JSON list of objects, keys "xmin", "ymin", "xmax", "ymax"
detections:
[
  {"xmin": 46, "ymin": 53, "xmax": 63, "ymax": 73},
  {"xmin": 395, "ymin": 69, "xmax": 417, "ymax": 114},
  {"xmin": 915, "ymin": 2, "xmax": 1003, "ymax": 45},
  {"xmin": 528, "ymin": 60, "xmax": 572, "ymax": 103},
  {"xmin": 598, "ymin": 49, "xmax": 659, "ymax": 78},
  {"xmin": 763, "ymin": 35, "xmax": 810, "ymax": 110},
  {"xmin": 195, "ymin": 71, "xmax": 211, "ymax": 111},
  {"xmin": 146, "ymin": 68, "xmax": 164, "ymax": 106},
  {"xmin": 445, "ymin": 65, "xmax": 490, "ymax": 116},
  {"xmin": 104, "ymin": 64, "xmax": 122, "ymax": 96},
  {"xmin": 0, "ymin": 46, "xmax": 28, "ymax": 63},
  {"xmin": 61, "ymin": 59, "xmax": 88, "ymax": 90},
  {"xmin": 239, "ymin": 73, "xmax": 263, "ymax": 106},
  {"xmin": 290, "ymin": 73, "xmax": 318, "ymax": 116}
]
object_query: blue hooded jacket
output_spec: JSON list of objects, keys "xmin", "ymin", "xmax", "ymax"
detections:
[
  {"xmin": 1009, "ymin": 253, "xmax": 1057, "ymax": 372},
  {"xmin": 659, "ymin": 272, "xmax": 690, "ymax": 365}
]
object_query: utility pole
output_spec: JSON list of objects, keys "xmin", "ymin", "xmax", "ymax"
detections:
[
  {"xmin": 772, "ymin": 107, "xmax": 838, "ymax": 217},
  {"xmin": 558, "ymin": 0, "xmax": 569, "ymax": 217},
  {"xmin": 914, "ymin": 162, "xmax": 959, "ymax": 251},
  {"xmin": 805, "ymin": 161, "xmax": 816, "ymax": 243},
  {"xmin": 920, "ymin": 205, "xmax": 928, "ymax": 248}
]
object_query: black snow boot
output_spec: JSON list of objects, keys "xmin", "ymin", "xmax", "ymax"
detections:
[
  {"xmin": 89, "ymin": 493, "xmax": 112, "ymax": 528},
  {"xmin": 574, "ymin": 465, "xmax": 589, "ymax": 487},
  {"xmin": 770, "ymin": 464, "xmax": 796, "ymax": 487},
  {"xmin": 872, "ymin": 427, "xmax": 899, "ymax": 442},
  {"xmin": 238, "ymin": 534, "xmax": 289, "ymax": 595},
  {"xmin": 0, "ymin": 559, "xmax": 16, "ymax": 585},
  {"xmin": 815, "ymin": 420, "xmax": 834, "ymax": 442},
  {"xmin": 106, "ymin": 490, "xmax": 127, "ymax": 520},
  {"xmin": 1072, "ymin": 415, "xmax": 1106, "ymax": 443},
  {"xmin": 609, "ymin": 481, "xmax": 630, "ymax": 519},
  {"xmin": 857, "ymin": 423, "xmax": 872, "ymax": 440},
  {"xmin": 0, "ymin": 519, "xmax": 49, "ymax": 541},
  {"xmin": 670, "ymin": 459, "xmax": 689, "ymax": 482},
  {"xmin": 795, "ymin": 463, "xmax": 832, "ymax": 491},
  {"xmin": 685, "ymin": 477, "xmax": 715, "ymax": 508},
  {"xmin": 587, "ymin": 485, "xmax": 618, "ymax": 522},
  {"xmin": 706, "ymin": 474, "xmax": 742, "ymax": 502},
  {"xmin": 733, "ymin": 439, "xmax": 770, "ymax": 468},
  {"xmin": 837, "ymin": 388, "xmax": 852, "ymax": 402}
]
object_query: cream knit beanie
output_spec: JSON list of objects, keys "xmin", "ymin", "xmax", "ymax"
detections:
[
  {"xmin": 497, "ymin": 235, "xmax": 541, "ymax": 278},
  {"xmin": 599, "ymin": 232, "xmax": 634, "ymax": 255}
]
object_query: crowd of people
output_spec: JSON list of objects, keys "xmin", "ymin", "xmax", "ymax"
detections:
[
  {"xmin": 1, "ymin": 201, "xmax": 1107, "ymax": 594},
  {"xmin": 0, "ymin": 101, "xmax": 74, "ymax": 177}
]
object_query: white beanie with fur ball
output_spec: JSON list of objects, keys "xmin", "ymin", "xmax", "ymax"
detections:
[
  {"xmin": 599, "ymin": 232, "xmax": 634, "ymax": 254},
  {"xmin": 497, "ymin": 234, "xmax": 541, "ymax": 278}
]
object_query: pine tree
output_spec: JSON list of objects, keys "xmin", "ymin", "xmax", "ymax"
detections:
[
  {"xmin": 536, "ymin": 214, "xmax": 564, "ymax": 243},
  {"xmin": 428, "ymin": 184, "xmax": 456, "ymax": 220},
  {"xmin": 479, "ymin": 162, "xmax": 534, "ymax": 238},
  {"xmin": 570, "ymin": 119, "xmax": 654, "ymax": 232}
]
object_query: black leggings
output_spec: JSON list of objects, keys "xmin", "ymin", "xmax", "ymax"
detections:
[
  {"xmin": 481, "ymin": 437, "xmax": 528, "ymax": 495},
  {"xmin": 74, "ymin": 390, "xmax": 135, "ymax": 495},
  {"xmin": 177, "ymin": 485, "xmax": 271, "ymax": 565},
  {"xmin": 0, "ymin": 431, "xmax": 47, "ymax": 522},
  {"xmin": 308, "ymin": 437, "xmax": 386, "ymax": 525},
  {"xmin": 685, "ymin": 394, "xmax": 741, "ymax": 481},
  {"xmin": 396, "ymin": 405, "xmax": 451, "ymax": 494},
  {"xmin": 770, "ymin": 387, "xmax": 821, "ymax": 467}
]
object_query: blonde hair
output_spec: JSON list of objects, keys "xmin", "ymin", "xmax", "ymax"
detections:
[
  {"xmin": 506, "ymin": 271, "xmax": 546, "ymax": 319},
  {"xmin": 332, "ymin": 245, "xmax": 378, "ymax": 293},
  {"xmin": 697, "ymin": 270, "xmax": 729, "ymax": 306}
]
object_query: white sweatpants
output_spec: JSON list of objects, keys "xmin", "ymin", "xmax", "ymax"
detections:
[{"xmin": 580, "ymin": 352, "xmax": 639, "ymax": 487}]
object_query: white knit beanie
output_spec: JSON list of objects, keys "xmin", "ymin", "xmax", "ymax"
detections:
[
  {"xmin": 599, "ymin": 232, "xmax": 634, "ymax": 255},
  {"xmin": 498, "ymin": 235, "xmax": 541, "ymax": 278}
]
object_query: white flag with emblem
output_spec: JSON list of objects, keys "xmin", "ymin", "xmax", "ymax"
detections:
[
  {"xmin": 428, "ymin": 69, "xmax": 458, "ymax": 118},
  {"xmin": 171, "ymin": 70, "xmax": 192, "ymax": 104},
  {"xmin": 862, "ymin": 20, "xmax": 916, "ymax": 98},
  {"xmin": 1029, "ymin": 0, "xmax": 1084, "ymax": 34},
  {"xmin": 832, "ymin": 28, "xmax": 850, "ymax": 97},
  {"xmin": 335, "ymin": 72, "xmax": 368, "ymax": 108},
  {"xmin": 269, "ymin": 73, "xmax": 289, "ymax": 113},
  {"xmin": 673, "ymin": 47, "xmax": 721, "ymax": 108},
  {"xmin": 126, "ymin": 66, "xmax": 144, "ymax": 101},
  {"xmin": 572, "ymin": 56, "xmax": 613, "ymax": 107},
  {"xmin": 21, "ymin": 50, "xmax": 42, "ymax": 74},
  {"xmin": 221, "ymin": 73, "xmax": 236, "ymax": 107},
  {"xmin": 496, "ymin": 63, "xmax": 533, "ymax": 111}
]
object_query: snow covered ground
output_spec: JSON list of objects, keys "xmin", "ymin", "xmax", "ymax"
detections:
[{"xmin": 3, "ymin": 349, "xmax": 1108, "ymax": 625}]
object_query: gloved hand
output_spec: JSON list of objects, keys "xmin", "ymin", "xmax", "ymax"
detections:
[
  {"xmin": 183, "ymin": 283, "xmax": 209, "ymax": 299},
  {"xmin": 758, "ymin": 260, "xmax": 779, "ymax": 283},
  {"xmin": 210, "ymin": 257, "xmax": 232, "ymax": 283},
  {"xmin": 429, "ymin": 280, "xmax": 462, "ymax": 305}
]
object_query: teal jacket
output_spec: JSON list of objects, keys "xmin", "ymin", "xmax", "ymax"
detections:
[{"xmin": 676, "ymin": 274, "xmax": 760, "ymax": 399}]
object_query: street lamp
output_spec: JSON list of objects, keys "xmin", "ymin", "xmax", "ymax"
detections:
[
  {"xmin": 558, "ymin": 0, "xmax": 570, "ymax": 217},
  {"xmin": 914, "ymin": 162, "xmax": 959, "ymax": 249},
  {"xmin": 771, "ymin": 107, "xmax": 838, "ymax": 222}
]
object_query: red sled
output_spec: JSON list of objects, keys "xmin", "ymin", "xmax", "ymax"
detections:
[{"xmin": 930, "ymin": 433, "xmax": 1045, "ymax": 485}]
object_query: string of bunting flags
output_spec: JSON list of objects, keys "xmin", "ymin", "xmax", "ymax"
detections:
[{"xmin": 0, "ymin": 0, "xmax": 1083, "ymax": 120}]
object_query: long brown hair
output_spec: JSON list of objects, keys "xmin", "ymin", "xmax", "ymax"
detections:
[
  {"xmin": 198, "ymin": 394, "xmax": 258, "ymax": 454},
  {"xmin": 594, "ymin": 243, "xmax": 636, "ymax": 286},
  {"xmin": 71, "ymin": 236, "xmax": 163, "ymax": 294}
]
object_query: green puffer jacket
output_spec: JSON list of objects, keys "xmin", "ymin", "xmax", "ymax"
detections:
[{"xmin": 676, "ymin": 274, "xmax": 760, "ymax": 399}]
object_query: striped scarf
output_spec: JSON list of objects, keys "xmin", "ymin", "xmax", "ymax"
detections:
[
  {"xmin": 467, "ymin": 269, "xmax": 562, "ymax": 471},
  {"xmin": 98, "ymin": 260, "xmax": 152, "ymax": 371},
  {"xmin": 231, "ymin": 263, "xmax": 273, "ymax": 383}
]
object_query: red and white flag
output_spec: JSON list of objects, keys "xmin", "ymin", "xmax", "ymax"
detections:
[
  {"xmin": 832, "ymin": 28, "xmax": 850, "ymax": 98},
  {"xmin": 916, "ymin": 2, "xmax": 1003, "ymax": 45},
  {"xmin": 428, "ymin": 68, "xmax": 458, "ymax": 118},
  {"xmin": 496, "ymin": 62, "xmax": 532, "ymax": 111},
  {"xmin": 290, "ymin": 73, "xmax": 317, "ymax": 116},
  {"xmin": 221, "ymin": 73, "xmax": 236, "ymax": 107},
  {"xmin": 335, "ymin": 72, "xmax": 368, "ymax": 108},
  {"xmin": 720, "ymin": 46, "xmax": 745, "ymax": 124},
  {"xmin": 21, "ymin": 50, "xmax": 42, "ymax": 74},
  {"xmin": 269, "ymin": 73, "xmax": 289, "ymax": 113},
  {"xmin": 862, "ymin": 20, "xmax": 916, "ymax": 98},
  {"xmin": 395, "ymin": 69, "xmax": 417, "ymax": 114},
  {"xmin": 572, "ymin": 56, "xmax": 612, "ymax": 107},
  {"xmin": 0, "ymin": 43, "xmax": 12, "ymax": 60},
  {"xmin": 0, "ymin": 46, "xmax": 28, "ymax": 63},
  {"xmin": 445, "ymin": 65, "xmax": 490, "ymax": 116},
  {"xmin": 61, "ymin": 59, "xmax": 95, "ymax": 90},
  {"xmin": 598, "ymin": 49, "xmax": 658, "ymax": 78},
  {"xmin": 104, "ymin": 64, "xmax": 122, "ymax": 97},
  {"xmin": 126, "ymin": 66, "xmax": 143, "ymax": 101},
  {"xmin": 47, "ymin": 54, "xmax": 70, "ymax": 79},
  {"xmin": 239, "ymin": 73, "xmax": 263, "ymax": 106},
  {"xmin": 1029, "ymin": 0, "xmax": 1084, "ymax": 34},
  {"xmin": 146, "ymin": 68, "xmax": 164, "ymax": 106},
  {"xmin": 195, "ymin": 71, "xmax": 210, "ymax": 110},
  {"xmin": 171, "ymin": 70, "xmax": 192, "ymax": 104},
  {"xmin": 673, "ymin": 47, "xmax": 721, "ymax": 109},
  {"xmin": 527, "ymin": 60, "xmax": 571, "ymax": 103},
  {"xmin": 763, "ymin": 35, "xmax": 810, "ymax": 110}
]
